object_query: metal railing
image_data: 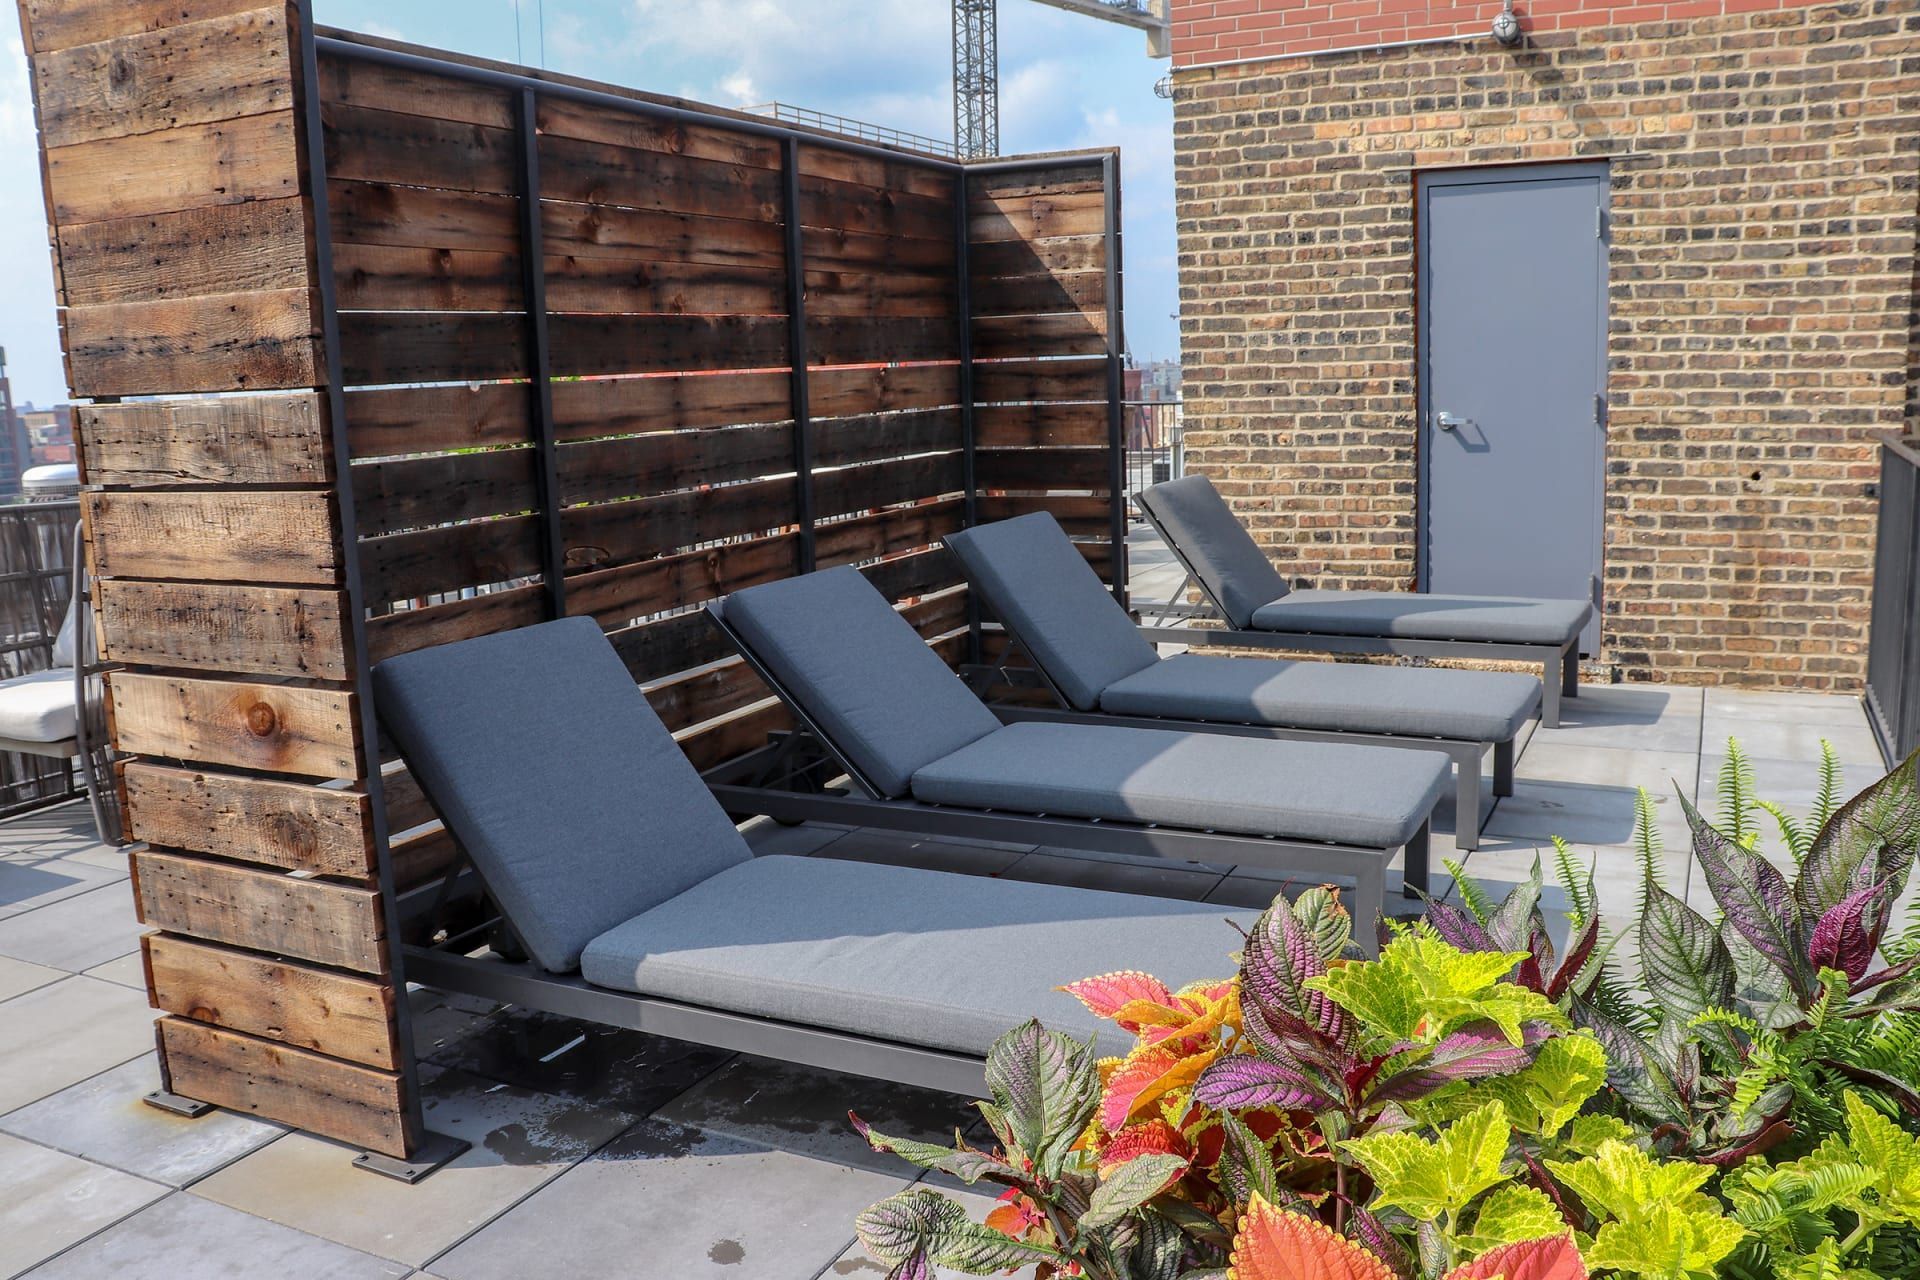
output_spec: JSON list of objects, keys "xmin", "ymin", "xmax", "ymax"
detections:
[
  {"xmin": 0, "ymin": 500, "xmax": 84, "ymax": 816},
  {"xmin": 1868, "ymin": 433, "xmax": 1920, "ymax": 765},
  {"xmin": 1123, "ymin": 400, "xmax": 1182, "ymax": 508},
  {"xmin": 746, "ymin": 102, "xmax": 958, "ymax": 159}
]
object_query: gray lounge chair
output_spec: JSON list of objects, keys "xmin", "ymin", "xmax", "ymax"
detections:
[
  {"xmin": 1136, "ymin": 475, "xmax": 1593, "ymax": 727},
  {"xmin": 942, "ymin": 512, "xmax": 1539, "ymax": 850},
  {"xmin": 375, "ymin": 616, "xmax": 1259, "ymax": 1096},
  {"xmin": 704, "ymin": 565, "xmax": 1452, "ymax": 940}
]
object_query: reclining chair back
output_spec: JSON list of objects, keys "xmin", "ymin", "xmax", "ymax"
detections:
[
  {"xmin": 942, "ymin": 513, "xmax": 1158, "ymax": 711},
  {"xmin": 1137, "ymin": 475, "xmax": 1292, "ymax": 629},
  {"xmin": 373, "ymin": 617, "xmax": 752, "ymax": 974}
]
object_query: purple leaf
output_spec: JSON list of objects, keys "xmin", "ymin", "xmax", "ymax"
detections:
[
  {"xmin": 1367, "ymin": 1023, "xmax": 1534, "ymax": 1103},
  {"xmin": 1809, "ymin": 878, "xmax": 1893, "ymax": 984},
  {"xmin": 1241, "ymin": 899, "xmax": 1347, "ymax": 1052},
  {"xmin": 1424, "ymin": 897, "xmax": 1495, "ymax": 952},
  {"xmin": 1193, "ymin": 1053, "xmax": 1333, "ymax": 1112},
  {"xmin": 1548, "ymin": 915, "xmax": 1602, "ymax": 1000},
  {"xmin": 1678, "ymin": 790, "xmax": 1804, "ymax": 988},
  {"xmin": 1797, "ymin": 747, "xmax": 1920, "ymax": 919},
  {"xmin": 886, "ymin": 1250, "xmax": 932, "ymax": 1280},
  {"xmin": 1348, "ymin": 1204, "xmax": 1417, "ymax": 1280}
]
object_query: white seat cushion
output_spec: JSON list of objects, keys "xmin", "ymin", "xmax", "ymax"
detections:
[{"xmin": 0, "ymin": 669, "xmax": 77, "ymax": 744}]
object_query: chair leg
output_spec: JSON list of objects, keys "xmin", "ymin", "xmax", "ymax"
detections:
[
  {"xmin": 1540, "ymin": 654, "xmax": 1562, "ymax": 729},
  {"xmin": 74, "ymin": 745, "xmax": 113, "ymax": 846},
  {"xmin": 1401, "ymin": 821, "xmax": 1430, "ymax": 900},
  {"xmin": 1453, "ymin": 757, "xmax": 1481, "ymax": 853},
  {"xmin": 1493, "ymin": 738, "xmax": 1517, "ymax": 798},
  {"xmin": 1355, "ymin": 860, "xmax": 1386, "ymax": 959},
  {"xmin": 1562, "ymin": 644, "xmax": 1580, "ymax": 699}
]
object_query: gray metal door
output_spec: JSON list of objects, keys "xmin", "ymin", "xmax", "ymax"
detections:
[{"xmin": 1419, "ymin": 164, "xmax": 1606, "ymax": 653}]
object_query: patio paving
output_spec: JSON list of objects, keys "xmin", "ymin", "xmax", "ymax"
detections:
[{"xmin": 0, "ymin": 530, "xmax": 1892, "ymax": 1278}]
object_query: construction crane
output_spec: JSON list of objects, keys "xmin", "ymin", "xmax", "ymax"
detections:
[{"xmin": 953, "ymin": 0, "xmax": 1170, "ymax": 159}]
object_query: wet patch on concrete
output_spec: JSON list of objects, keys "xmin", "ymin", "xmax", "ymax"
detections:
[
  {"xmin": 423, "ymin": 1005, "xmax": 735, "ymax": 1113},
  {"xmin": 706, "ymin": 1238, "xmax": 746, "ymax": 1264}
]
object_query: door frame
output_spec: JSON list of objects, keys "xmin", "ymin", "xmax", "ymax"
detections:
[{"xmin": 1414, "ymin": 160, "xmax": 1609, "ymax": 647}]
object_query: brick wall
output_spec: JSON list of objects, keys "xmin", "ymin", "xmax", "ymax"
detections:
[{"xmin": 1172, "ymin": 1, "xmax": 1920, "ymax": 688}]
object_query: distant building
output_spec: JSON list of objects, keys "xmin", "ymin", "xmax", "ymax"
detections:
[
  {"xmin": 17, "ymin": 404, "xmax": 74, "ymax": 467},
  {"xmin": 0, "ymin": 353, "xmax": 34, "ymax": 499}
]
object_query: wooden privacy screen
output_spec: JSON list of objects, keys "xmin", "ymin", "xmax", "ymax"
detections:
[{"xmin": 18, "ymin": 0, "xmax": 1123, "ymax": 1159}]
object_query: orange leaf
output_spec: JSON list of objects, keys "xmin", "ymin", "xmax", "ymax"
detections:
[
  {"xmin": 1443, "ymin": 1235, "xmax": 1587, "ymax": 1280},
  {"xmin": 1099, "ymin": 1120, "xmax": 1193, "ymax": 1175},
  {"xmin": 1099, "ymin": 1046, "xmax": 1221, "ymax": 1132},
  {"xmin": 1228, "ymin": 1195, "xmax": 1395, "ymax": 1280},
  {"xmin": 1061, "ymin": 971, "xmax": 1176, "ymax": 1027}
]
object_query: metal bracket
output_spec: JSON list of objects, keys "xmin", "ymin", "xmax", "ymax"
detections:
[
  {"xmin": 143, "ymin": 1090, "xmax": 216, "ymax": 1119},
  {"xmin": 352, "ymin": 1131, "xmax": 472, "ymax": 1184}
]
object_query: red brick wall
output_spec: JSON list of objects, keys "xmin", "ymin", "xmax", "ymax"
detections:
[
  {"xmin": 1171, "ymin": 2, "xmax": 1920, "ymax": 688},
  {"xmin": 1174, "ymin": 0, "xmax": 1819, "ymax": 66}
]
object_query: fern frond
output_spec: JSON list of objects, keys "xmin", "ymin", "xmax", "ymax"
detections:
[
  {"xmin": 1550, "ymin": 835, "xmax": 1599, "ymax": 928},
  {"xmin": 1718, "ymin": 737, "xmax": 1757, "ymax": 844},
  {"xmin": 1634, "ymin": 787, "xmax": 1665, "ymax": 915},
  {"xmin": 1810, "ymin": 739, "xmax": 1843, "ymax": 837},
  {"xmin": 1444, "ymin": 857, "xmax": 1495, "ymax": 924},
  {"xmin": 1756, "ymin": 799, "xmax": 1810, "ymax": 867}
]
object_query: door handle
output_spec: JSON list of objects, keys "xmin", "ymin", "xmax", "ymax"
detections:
[{"xmin": 1435, "ymin": 411, "xmax": 1468, "ymax": 432}]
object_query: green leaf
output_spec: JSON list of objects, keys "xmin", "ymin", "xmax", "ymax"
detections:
[
  {"xmin": 1292, "ymin": 886, "xmax": 1355, "ymax": 962},
  {"xmin": 852, "ymin": 1117, "xmax": 1017, "ymax": 1186},
  {"xmin": 1457, "ymin": 1184, "xmax": 1567, "ymax": 1255},
  {"xmin": 1564, "ymin": 1113, "xmax": 1636, "ymax": 1155},
  {"xmin": 982, "ymin": 1020, "xmax": 1098, "ymax": 1178},
  {"xmin": 1584, "ymin": 1199, "xmax": 1747, "ymax": 1279},
  {"xmin": 1547, "ymin": 1139, "xmax": 1716, "ymax": 1223},
  {"xmin": 1719, "ymin": 737, "xmax": 1758, "ymax": 844},
  {"xmin": 1079, "ymin": 1152, "xmax": 1188, "ymax": 1231},
  {"xmin": 855, "ymin": 1189, "xmax": 1067, "ymax": 1273},
  {"xmin": 1215, "ymin": 1109, "xmax": 1281, "ymax": 1206},
  {"xmin": 1638, "ymin": 884, "xmax": 1735, "ymax": 1022},
  {"xmin": 1481, "ymin": 1030, "xmax": 1609, "ymax": 1138},
  {"xmin": 1305, "ymin": 930, "xmax": 1561, "ymax": 1048},
  {"xmin": 1341, "ymin": 1100, "xmax": 1511, "ymax": 1223}
]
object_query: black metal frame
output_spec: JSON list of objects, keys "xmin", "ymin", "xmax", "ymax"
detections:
[
  {"xmin": 516, "ymin": 86, "xmax": 567, "ymax": 621},
  {"xmin": 1133, "ymin": 497, "xmax": 1582, "ymax": 729},
  {"xmin": 1102, "ymin": 152, "xmax": 1129, "ymax": 607},
  {"xmin": 701, "ymin": 598, "xmax": 1429, "ymax": 949},
  {"xmin": 781, "ymin": 135, "xmax": 818, "ymax": 576},
  {"xmin": 1867, "ymin": 432, "xmax": 1920, "ymax": 766}
]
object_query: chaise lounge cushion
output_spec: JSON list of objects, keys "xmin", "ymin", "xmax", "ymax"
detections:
[
  {"xmin": 911, "ymin": 720, "xmax": 1447, "ymax": 849},
  {"xmin": 373, "ymin": 617, "xmax": 752, "ymax": 974},
  {"xmin": 1101, "ymin": 653, "xmax": 1539, "ymax": 742},
  {"xmin": 719, "ymin": 566, "xmax": 1002, "ymax": 798},
  {"xmin": 944, "ymin": 513, "xmax": 1158, "ymax": 710},
  {"xmin": 1137, "ymin": 475, "xmax": 1292, "ymax": 628},
  {"xmin": 1250, "ymin": 590, "xmax": 1592, "ymax": 646},
  {"xmin": 581, "ymin": 854, "xmax": 1256, "ymax": 1058},
  {"xmin": 0, "ymin": 669, "xmax": 77, "ymax": 744}
]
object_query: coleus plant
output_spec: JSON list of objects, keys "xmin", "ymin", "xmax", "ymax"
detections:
[{"xmin": 1222, "ymin": 1194, "xmax": 1588, "ymax": 1280}]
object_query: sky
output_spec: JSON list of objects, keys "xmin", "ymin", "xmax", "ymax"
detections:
[{"xmin": 0, "ymin": 0, "xmax": 1178, "ymax": 409}]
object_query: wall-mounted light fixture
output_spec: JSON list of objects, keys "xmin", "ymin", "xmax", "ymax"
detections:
[{"xmin": 1491, "ymin": 0, "xmax": 1523, "ymax": 47}]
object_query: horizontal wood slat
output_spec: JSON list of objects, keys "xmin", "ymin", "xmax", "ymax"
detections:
[
  {"xmin": 146, "ymin": 934, "xmax": 400, "ymax": 1069},
  {"xmin": 63, "ymin": 288, "xmax": 321, "ymax": 397},
  {"xmin": 96, "ymin": 580, "xmax": 351, "ymax": 680},
  {"xmin": 85, "ymin": 490, "xmax": 339, "ymax": 585},
  {"xmin": 972, "ymin": 358, "xmax": 1107, "ymax": 404},
  {"xmin": 122, "ymin": 762, "xmax": 375, "ymax": 880},
  {"xmin": 44, "ymin": 111, "xmax": 302, "ymax": 225},
  {"xmin": 133, "ymin": 848, "xmax": 386, "ymax": 973},
  {"xmin": 112, "ymin": 673, "xmax": 360, "ymax": 779},
  {"xmin": 77, "ymin": 394, "xmax": 330, "ymax": 487},
  {"xmin": 58, "ymin": 197, "xmax": 312, "ymax": 309},
  {"xmin": 157, "ymin": 1017, "xmax": 412, "ymax": 1157}
]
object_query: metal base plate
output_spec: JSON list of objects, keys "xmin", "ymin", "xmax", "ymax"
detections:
[
  {"xmin": 143, "ymin": 1090, "xmax": 216, "ymax": 1118},
  {"xmin": 352, "ymin": 1131, "xmax": 471, "ymax": 1184}
]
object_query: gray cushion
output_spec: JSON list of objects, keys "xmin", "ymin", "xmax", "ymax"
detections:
[
  {"xmin": 1101, "ymin": 653, "xmax": 1539, "ymax": 742},
  {"xmin": 1137, "ymin": 475, "xmax": 1291, "ymax": 628},
  {"xmin": 720, "ymin": 566, "xmax": 1001, "ymax": 798},
  {"xmin": 1250, "ymin": 589, "xmax": 1592, "ymax": 646},
  {"xmin": 944, "ymin": 513, "xmax": 1157, "ymax": 710},
  {"xmin": 912, "ymin": 721, "xmax": 1447, "ymax": 849},
  {"xmin": 581, "ymin": 854, "xmax": 1255, "ymax": 1058},
  {"xmin": 373, "ymin": 617, "xmax": 752, "ymax": 974}
]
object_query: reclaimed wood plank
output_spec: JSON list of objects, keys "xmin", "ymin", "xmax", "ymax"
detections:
[
  {"xmin": 44, "ymin": 111, "xmax": 302, "ymax": 224},
  {"xmin": 802, "ymin": 223, "xmax": 954, "ymax": 276},
  {"xmin": 541, "ymin": 198, "xmax": 785, "ymax": 271},
  {"xmin": 330, "ymin": 180, "xmax": 519, "ymax": 253},
  {"xmin": 32, "ymin": 7, "xmax": 291, "ymax": 149},
  {"xmin": 358, "ymin": 514, "xmax": 539, "ymax": 606},
  {"xmin": 353, "ymin": 448, "xmax": 536, "ymax": 539},
  {"xmin": 317, "ymin": 51, "xmax": 514, "ymax": 129},
  {"xmin": 343, "ymin": 382, "xmax": 528, "ymax": 458},
  {"xmin": 146, "ymin": 934, "xmax": 399, "ymax": 1069},
  {"xmin": 976, "ymin": 447, "xmax": 1111, "ymax": 491},
  {"xmin": 538, "ymin": 133, "xmax": 781, "ymax": 223},
  {"xmin": 798, "ymin": 172, "xmax": 952, "ymax": 243},
  {"xmin": 814, "ymin": 409, "xmax": 962, "ymax": 469},
  {"xmin": 321, "ymin": 99, "xmax": 517, "ymax": 195},
  {"xmin": 810, "ymin": 363, "xmax": 960, "ymax": 419},
  {"xmin": 134, "ymin": 849, "xmax": 385, "ymax": 972},
  {"xmin": 85, "ymin": 490, "xmax": 338, "ymax": 584},
  {"xmin": 553, "ymin": 371, "xmax": 791, "ymax": 440},
  {"xmin": 548, "ymin": 313, "xmax": 789, "ymax": 379},
  {"xmin": 544, "ymin": 254, "xmax": 784, "ymax": 316},
  {"xmin": 971, "ymin": 269, "xmax": 1105, "ymax": 318},
  {"xmin": 973, "ymin": 401, "xmax": 1107, "ymax": 448},
  {"xmin": 972, "ymin": 357, "xmax": 1106, "ymax": 403},
  {"xmin": 536, "ymin": 96, "xmax": 782, "ymax": 170},
  {"xmin": 77, "ymin": 393, "xmax": 329, "ymax": 487},
  {"xmin": 969, "ymin": 235, "xmax": 1105, "ymax": 278},
  {"xmin": 365, "ymin": 587, "xmax": 547, "ymax": 665},
  {"xmin": 334, "ymin": 243, "xmax": 522, "ymax": 312},
  {"xmin": 977, "ymin": 493, "xmax": 1111, "ymax": 536},
  {"xmin": 20, "ymin": 0, "xmax": 268, "ymax": 54},
  {"xmin": 157, "ymin": 1017, "xmax": 412, "ymax": 1156},
  {"xmin": 63, "ymin": 288, "xmax": 321, "ymax": 397},
  {"xmin": 96, "ymin": 580, "xmax": 349, "ymax": 680},
  {"xmin": 968, "ymin": 188, "xmax": 1106, "ymax": 242},
  {"xmin": 58, "ymin": 197, "xmax": 311, "ymax": 307},
  {"xmin": 112, "ymin": 673, "xmax": 360, "ymax": 779},
  {"xmin": 799, "ymin": 145, "xmax": 953, "ymax": 201},
  {"xmin": 803, "ymin": 267, "xmax": 950, "ymax": 318},
  {"xmin": 971, "ymin": 311, "xmax": 1107, "ymax": 361},
  {"xmin": 808, "ymin": 315, "xmax": 958, "ymax": 367},
  {"xmin": 122, "ymin": 761, "xmax": 375, "ymax": 879}
]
